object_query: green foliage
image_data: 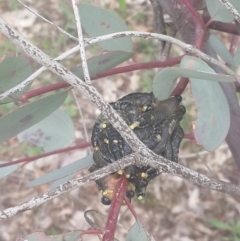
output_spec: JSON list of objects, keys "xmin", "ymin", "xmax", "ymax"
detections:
[
  {"xmin": 0, "ymin": 54, "xmax": 34, "ymax": 104},
  {"xmin": 180, "ymin": 56, "xmax": 230, "ymax": 151},
  {"xmin": 27, "ymin": 154, "xmax": 94, "ymax": 187},
  {"xmin": 126, "ymin": 220, "xmax": 152, "ymax": 241},
  {"xmin": 0, "ymin": 91, "xmax": 68, "ymax": 143},
  {"xmin": 18, "ymin": 109, "xmax": 75, "ymax": 152},
  {"xmin": 79, "ymin": 4, "xmax": 133, "ymax": 51},
  {"xmin": 0, "ymin": 161, "xmax": 19, "ymax": 179},
  {"xmin": 210, "ymin": 219, "xmax": 240, "ymax": 241}
]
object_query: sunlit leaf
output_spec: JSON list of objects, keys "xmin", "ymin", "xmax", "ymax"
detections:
[
  {"xmin": 152, "ymin": 66, "xmax": 235, "ymax": 100},
  {"xmin": 0, "ymin": 161, "xmax": 19, "ymax": 179},
  {"xmin": 209, "ymin": 34, "xmax": 235, "ymax": 66},
  {"xmin": 206, "ymin": 0, "xmax": 234, "ymax": 22},
  {"xmin": 79, "ymin": 4, "xmax": 133, "ymax": 51},
  {"xmin": 27, "ymin": 154, "xmax": 94, "ymax": 187},
  {"xmin": 0, "ymin": 54, "xmax": 33, "ymax": 104},
  {"xmin": 21, "ymin": 231, "xmax": 82, "ymax": 241},
  {"xmin": 181, "ymin": 56, "xmax": 230, "ymax": 151},
  {"xmin": 126, "ymin": 220, "xmax": 153, "ymax": 241},
  {"xmin": 0, "ymin": 91, "xmax": 68, "ymax": 143},
  {"xmin": 72, "ymin": 50, "xmax": 133, "ymax": 78},
  {"xmin": 18, "ymin": 109, "xmax": 75, "ymax": 152}
]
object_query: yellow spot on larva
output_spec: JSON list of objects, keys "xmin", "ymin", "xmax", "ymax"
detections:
[
  {"xmin": 118, "ymin": 169, "xmax": 124, "ymax": 175},
  {"xmin": 104, "ymin": 138, "xmax": 109, "ymax": 144},
  {"xmin": 100, "ymin": 123, "xmax": 107, "ymax": 129},
  {"xmin": 130, "ymin": 122, "xmax": 139, "ymax": 130},
  {"xmin": 141, "ymin": 172, "xmax": 148, "ymax": 178},
  {"xmin": 138, "ymin": 196, "xmax": 143, "ymax": 200}
]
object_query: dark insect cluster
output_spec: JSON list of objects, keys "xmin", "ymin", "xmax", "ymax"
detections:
[{"xmin": 89, "ymin": 92, "xmax": 186, "ymax": 205}]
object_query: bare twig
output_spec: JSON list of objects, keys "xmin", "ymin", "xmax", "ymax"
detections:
[
  {"xmin": 71, "ymin": 89, "xmax": 90, "ymax": 145},
  {"xmin": 1, "ymin": 18, "xmax": 240, "ymax": 220},
  {"xmin": 0, "ymin": 155, "xmax": 136, "ymax": 220},
  {"xmin": 17, "ymin": 0, "xmax": 79, "ymax": 42},
  {"xmin": 218, "ymin": 0, "xmax": 240, "ymax": 24},
  {"xmin": 83, "ymin": 31, "xmax": 240, "ymax": 82},
  {"xmin": 1, "ymin": 29, "xmax": 239, "ymax": 101},
  {"xmin": 0, "ymin": 45, "xmax": 80, "ymax": 101},
  {"xmin": 71, "ymin": 0, "xmax": 91, "ymax": 84}
]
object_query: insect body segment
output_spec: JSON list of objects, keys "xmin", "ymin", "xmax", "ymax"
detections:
[{"xmin": 89, "ymin": 92, "xmax": 185, "ymax": 205}]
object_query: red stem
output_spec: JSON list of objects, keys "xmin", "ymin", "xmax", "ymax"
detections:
[
  {"xmin": 103, "ymin": 176, "xmax": 128, "ymax": 241},
  {"xmin": 20, "ymin": 56, "xmax": 183, "ymax": 102},
  {"xmin": 203, "ymin": 16, "xmax": 240, "ymax": 35},
  {"xmin": 171, "ymin": 77, "xmax": 189, "ymax": 96},
  {"xmin": 0, "ymin": 141, "xmax": 91, "ymax": 168},
  {"xmin": 181, "ymin": 0, "xmax": 206, "ymax": 49},
  {"xmin": 124, "ymin": 197, "xmax": 138, "ymax": 220}
]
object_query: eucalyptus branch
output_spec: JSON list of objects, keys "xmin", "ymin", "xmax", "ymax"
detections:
[
  {"xmin": 1, "ymin": 29, "xmax": 239, "ymax": 101},
  {"xmin": 83, "ymin": 31, "xmax": 240, "ymax": 82},
  {"xmin": 1, "ymin": 149, "xmax": 240, "ymax": 220},
  {"xmin": 218, "ymin": 0, "xmax": 240, "ymax": 24},
  {"xmin": 0, "ymin": 154, "xmax": 136, "ymax": 220},
  {"xmin": 71, "ymin": 0, "xmax": 91, "ymax": 84},
  {"xmin": 1, "ymin": 16, "xmax": 240, "ymax": 221},
  {"xmin": 0, "ymin": 45, "xmax": 80, "ymax": 101}
]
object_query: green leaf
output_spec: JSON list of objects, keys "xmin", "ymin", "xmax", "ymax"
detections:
[
  {"xmin": 206, "ymin": 0, "xmax": 234, "ymax": 23},
  {"xmin": 210, "ymin": 219, "xmax": 232, "ymax": 231},
  {"xmin": 21, "ymin": 231, "xmax": 81, "ymax": 241},
  {"xmin": 0, "ymin": 161, "xmax": 19, "ymax": 179},
  {"xmin": 152, "ymin": 66, "xmax": 235, "ymax": 101},
  {"xmin": 27, "ymin": 154, "xmax": 94, "ymax": 187},
  {"xmin": 17, "ymin": 109, "xmax": 75, "ymax": 152},
  {"xmin": 209, "ymin": 34, "xmax": 235, "ymax": 66},
  {"xmin": 126, "ymin": 220, "xmax": 152, "ymax": 241},
  {"xmin": 181, "ymin": 56, "xmax": 230, "ymax": 151},
  {"xmin": 0, "ymin": 91, "xmax": 68, "ymax": 144},
  {"xmin": 72, "ymin": 50, "xmax": 133, "ymax": 78},
  {"xmin": 79, "ymin": 4, "xmax": 133, "ymax": 51},
  {"xmin": 0, "ymin": 54, "xmax": 33, "ymax": 104},
  {"xmin": 49, "ymin": 174, "xmax": 75, "ymax": 189}
]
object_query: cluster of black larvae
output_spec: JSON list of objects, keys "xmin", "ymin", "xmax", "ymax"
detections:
[{"xmin": 89, "ymin": 92, "xmax": 185, "ymax": 205}]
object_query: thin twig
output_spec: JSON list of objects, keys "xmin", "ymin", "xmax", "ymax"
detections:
[
  {"xmin": 17, "ymin": 0, "xmax": 79, "ymax": 42},
  {"xmin": 83, "ymin": 31, "xmax": 240, "ymax": 82},
  {"xmin": 218, "ymin": 0, "xmax": 240, "ymax": 24},
  {"xmin": 71, "ymin": 89, "xmax": 90, "ymax": 145},
  {"xmin": 71, "ymin": 0, "xmax": 91, "ymax": 84},
  {"xmin": 1, "ymin": 29, "xmax": 239, "ymax": 101},
  {"xmin": 1, "ymin": 18, "xmax": 240, "ymax": 221}
]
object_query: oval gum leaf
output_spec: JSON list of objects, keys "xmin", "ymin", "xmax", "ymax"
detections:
[
  {"xmin": 153, "ymin": 66, "xmax": 234, "ymax": 100},
  {"xmin": 180, "ymin": 56, "xmax": 230, "ymax": 151},
  {"xmin": 208, "ymin": 34, "xmax": 235, "ymax": 66},
  {"xmin": 0, "ymin": 54, "xmax": 33, "ymax": 104},
  {"xmin": 18, "ymin": 109, "xmax": 75, "ymax": 152},
  {"xmin": 0, "ymin": 162, "xmax": 19, "ymax": 179},
  {"xmin": 0, "ymin": 91, "xmax": 68, "ymax": 143},
  {"xmin": 126, "ymin": 220, "xmax": 153, "ymax": 241},
  {"xmin": 27, "ymin": 154, "xmax": 94, "ymax": 187},
  {"xmin": 206, "ymin": 0, "xmax": 234, "ymax": 23},
  {"xmin": 79, "ymin": 4, "xmax": 133, "ymax": 52}
]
